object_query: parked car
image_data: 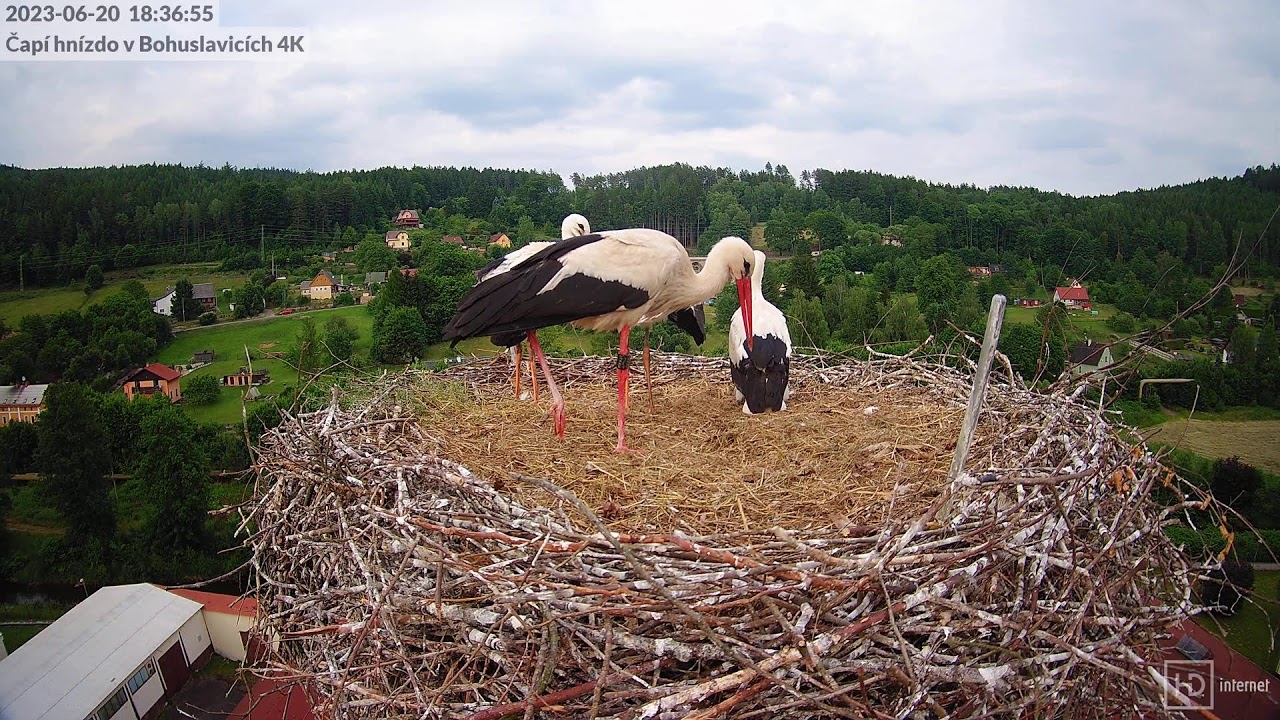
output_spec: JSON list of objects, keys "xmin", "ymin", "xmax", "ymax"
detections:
[{"xmin": 279, "ymin": 309, "xmax": 294, "ymax": 315}]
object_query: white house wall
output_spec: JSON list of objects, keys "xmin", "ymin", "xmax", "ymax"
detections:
[
  {"xmin": 106, "ymin": 696, "xmax": 138, "ymax": 720},
  {"xmin": 204, "ymin": 611, "xmax": 253, "ymax": 662},
  {"xmin": 130, "ymin": 664, "xmax": 165, "ymax": 718},
  {"xmin": 178, "ymin": 614, "xmax": 211, "ymax": 663}
]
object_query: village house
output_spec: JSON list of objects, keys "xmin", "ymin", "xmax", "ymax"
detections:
[
  {"xmin": 393, "ymin": 209, "xmax": 422, "ymax": 228},
  {"xmin": 0, "ymin": 382, "xmax": 48, "ymax": 425},
  {"xmin": 192, "ymin": 282, "xmax": 217, "ymax": 310},
  {"xmin": 364, "ymin": 271, "xmax": 387, "ymax": 287},
  {"xmin": 1233, "ymin": 294, "xmax": 1249, "ymax": 308},
  {"xmin": 1053, "ymin": 283, "xmax": 1091, "ymax": 308},
  {"xmin": 385, "ymin": 230, "xmax": 411, "ymax": 250},
  {"xmin": 441, "ymin": 235, "xmax": 465, "ymax": 246},
  {"xmin": 120, "ymin": 363, "xmax": 182, "ymax": 402},
  {"xmin": 191, "ymin": 350, "xmax": 215, "ymax": 364},
  {"xmin": 966, "ymin": 266, "xmax": 992, "ymax": 279},
  {"xmin": 1068, "ymin": 339, "xmax": 1114, "ymax": 376},
  {"xmin": 308, "ymin": 270, "xmax": 339, "ymax": 301},
  {"xmin": 222, "ymin": 366, "xmax": 270, "ymax": 387},
  {"xmin": 151, "ymin": 287, "xmax": 175, "ymax": 316},
  {"xmin": 1014, "ymin": 298, "xmax": 1043, "ymax": 308},
  {"xmin": 321, "ymin": 251, "xmax": 337, "ymax": 262},
  {"xmin": 299, "ymin": 280, "xmax": 313, "ymax": 298},
  {"xmin": 488, "ymin": 232, "xmax": 512, "ymax": 249},
  {"xmin": 0, "ymin": 583, "xmax": 213, "ymax": 720}
]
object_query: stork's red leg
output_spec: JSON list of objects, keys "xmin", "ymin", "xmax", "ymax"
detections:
[
  {"xmin": 512, "ymin": 343, "xmax": 522, "ymax": 399},
  {"xmin": 643, "ymin": 328, "xmax": 654, "ymax": 413},
  {"xmin": 527, "ymin": 332, "xmax": 565, "ymax": 438},
  {"xmin": 615, "ymin": 325, "xmax": 634, "ymax": 454}
]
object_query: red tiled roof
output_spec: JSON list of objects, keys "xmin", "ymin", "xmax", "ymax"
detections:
[
  {"xmin": 442, "ymin": 235, "xmax": 464, "ymax": 245},
  {"xmin": 167, "ymin": 588, "xmax": 259, "ymax": 617},
  {"xmin": 397, "ymin": 209, "xmax": 419, "ymax": 220},
  {"xmin": 1055, "ymin": 286, "xmax": 1090, "ymax": 301},
  {"xmin": 229, "ymin": 678, "xmax": 317, "ymax": 720},
  {"xmin": 1234, "ymin": 294, "xmax": 1249, "ymax": 307},
  {"xmin": 144, "ymin": 363, "xmax": 180, "ymax": 382},
  {"xmin": 1155, "ymin": 619, "xmax": 1280, "ymax": 718}
]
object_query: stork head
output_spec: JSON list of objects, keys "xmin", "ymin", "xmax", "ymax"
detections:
[
  {"xmin": 713, "ymin": 236, "xmax": 756, "ymax": 351},
  {"xmin": 561, "ymin": 213, "xmax": 591, "ymax": 239}
]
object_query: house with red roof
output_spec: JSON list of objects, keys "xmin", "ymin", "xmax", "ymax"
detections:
[
  {"xmin": 1053, "ymin": 284, "xmax": 1091, "ymax": 308},
  {"xmin": 120, "ymin": 363, "xmax": 182, "ymax": 402},
  {"xmin": 167, "ymin": 589, "xmax": 263, "ymax": 663}
]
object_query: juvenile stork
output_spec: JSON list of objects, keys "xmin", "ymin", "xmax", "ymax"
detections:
[
  {"xmin": 444, "ymin": 230, "xmax": 756, "ymax": 452},
  {"xmin": 474, "ymin": 213, "xmax": 592, "ymax": 400},
  {"xmin": 729, "ymin": 251, "xmax": 792, "ymax": 413}
]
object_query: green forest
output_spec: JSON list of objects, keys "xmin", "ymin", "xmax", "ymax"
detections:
[{"xmin": 2, "ymin": 161, "xmax": 1279, "ymax": 291}]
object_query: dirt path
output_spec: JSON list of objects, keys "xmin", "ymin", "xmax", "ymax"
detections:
[
  {"xmin": 5, "ymin": 520, "xmax": 65, "ymax": 536},
  {"xmin": 1145, "ymin": 419, "xmax": 1280, "ymax": 473}
]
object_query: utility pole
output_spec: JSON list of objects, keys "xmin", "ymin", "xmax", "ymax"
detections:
[
  {"xmin": 271, "ymin": 251, "xmax": 275, "ymax": 278},
  {"xmin": 18, "ymin": 255, "xmax": 23, "ymax": 292},
  {"xmin": 260, "ymin": 225, "xmax": 265, "ymax": 262}
]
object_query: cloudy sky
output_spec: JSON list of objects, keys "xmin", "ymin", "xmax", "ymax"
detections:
[{"xmin": 0, "ymin": 0, "xmax": 1276, "ymax": 196}]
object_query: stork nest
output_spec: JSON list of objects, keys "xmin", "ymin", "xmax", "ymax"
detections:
[{"xmin": 238, "ymin": 350, "xmax": 1222, "ymax": 719}]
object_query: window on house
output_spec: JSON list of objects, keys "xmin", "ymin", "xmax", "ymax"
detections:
[
  {"xmin": 94, "ymin": 686, "xmax": 129, "ymax": 720},
  {"xmin": 125, "ymin": 658, "xmax": 156, "ymax": 694}
]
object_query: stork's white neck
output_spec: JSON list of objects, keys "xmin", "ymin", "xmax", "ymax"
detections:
[{"xmin": 669, "ymin": 238, "xmax": 748, "ymax": 309}]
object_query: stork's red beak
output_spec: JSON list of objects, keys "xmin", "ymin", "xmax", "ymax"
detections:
[{"xmin": 736, "ymin": 276, "xmax": 753, "ymax": 351}]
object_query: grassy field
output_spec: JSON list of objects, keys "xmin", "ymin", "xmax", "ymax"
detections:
[
  {"xmin": 156, "ymin": 306, "xmax": 373, "ymax": 425},
  {"xmin": 0, "ymin": 264, "xmax": 251, "ymax": 324},
  {"xmin": 1196, "ymin": 570, "xmax": 1280, "ymax": 671},
  {"xmin": 1145, "ymin": 419, "xmax": 1280, "ymax": 473}
]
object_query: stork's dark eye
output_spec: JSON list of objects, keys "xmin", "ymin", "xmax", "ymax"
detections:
[{"xmin": 744, "ymin": 261, "xmax": 752, "ymax": 275}]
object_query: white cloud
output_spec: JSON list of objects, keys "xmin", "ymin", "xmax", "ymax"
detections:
[{"xmin": 1, "ymin": 0, "xmax": 1277, "ymax": 195}]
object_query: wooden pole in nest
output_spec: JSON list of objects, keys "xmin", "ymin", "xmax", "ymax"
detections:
[{"xmin": 946, "ymin": 293, "xmax": 1007, "ymax": 485}]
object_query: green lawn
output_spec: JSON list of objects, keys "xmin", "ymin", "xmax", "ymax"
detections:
[
  {"xmin": 0, "ymin": 264, "xmax": 251, "ymax": 325},
  {"xmin": 1196, "ymin": 570, "xmax": 1280, "ymax": 671},
  {"xmin": 0, "ymin": 602, "xmax": 75, "ymax": 652},
  {"xmin": 156, "ymin": 306, "xmax": 373, "ymax": 425}
]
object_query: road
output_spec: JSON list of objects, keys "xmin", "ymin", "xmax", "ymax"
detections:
[{"xmin": 172, "ymin": 304, "xmax": 352, "ymax": 333}]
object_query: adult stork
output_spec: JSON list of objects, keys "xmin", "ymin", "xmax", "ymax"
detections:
[
  {"xmin": 729, "ymin": 251, "xmax": 793, "ymax": 413},
  {"xmin": 474, "ymin": 213, "xmax": 592, "ymax": 401},
  {"xmin": 444, "ymin": 230, "xmax": 755, "ymax": 452}
]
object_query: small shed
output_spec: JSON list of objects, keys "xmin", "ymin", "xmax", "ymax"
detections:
[{"xmin": 192, "ymin": 350, "xmax": 216, "ymax": 364}]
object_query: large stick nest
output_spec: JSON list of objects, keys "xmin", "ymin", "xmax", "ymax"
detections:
[{"xmin": 239, "ymin": 351, "xmax": 1218, "ymax": 719}]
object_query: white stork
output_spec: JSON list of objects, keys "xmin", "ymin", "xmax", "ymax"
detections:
[
  {"xmin": 729, "ymin": 251, "xmax": 792, "ymax": 413},
  {"xmin": 474, "ymin": 213, "xmax": 592, "ymax": 401},
  {"xmin": 444, "ymin": 230, "xmax": 755, "ymax": 453}
]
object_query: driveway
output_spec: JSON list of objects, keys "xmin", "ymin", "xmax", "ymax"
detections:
[{"xmin": 160, "ymin": 677, "xmax": 248, "ymax": 720}]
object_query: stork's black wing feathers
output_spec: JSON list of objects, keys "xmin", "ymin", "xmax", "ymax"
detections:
[
  {"xmin": 667, "ymin": 304, "xmax": 706, "ymax": 345},
  {"xmin": 474, "ymin": 255, "xmax": 507, "ymax": 282},
  {"xmin": 731, "ymin": 334, "xmax": 791, "ymax": 413},
  {"xmin": 443, "ymin": 233, "xmax": 650, "ymax": 347}
]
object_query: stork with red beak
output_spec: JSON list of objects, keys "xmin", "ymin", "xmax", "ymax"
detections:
[{"xmin": 444, "ymin": 231, "xmax": 755, "ymax": 453}]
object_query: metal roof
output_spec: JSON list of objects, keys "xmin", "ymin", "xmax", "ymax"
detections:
[
  {"xmin": 0, "ymin": 383, "xmax": 48, "ymax": 407},
  {"xmin": 0, "ymin": 583, "xmax": 203, "ymax": 720},
  {"xmin": 191, "ymin": 282, "xmax": 216, "ymax": 299}
]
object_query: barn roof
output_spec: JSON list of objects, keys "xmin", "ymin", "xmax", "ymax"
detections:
[
  {"xmin": 167, "ymin": 588, "xmax": 259, "ymax": 617},
  {"xmin": 1069, "ymin": 342, "xmax": 1108, "ymax": 366},
  {"xmin": 0, "ymin": 584, "xmax": 203, "ymax": 720},
  {"xmin": 191, "ymin": 282, "xmax": 216, "ymax": 299}
]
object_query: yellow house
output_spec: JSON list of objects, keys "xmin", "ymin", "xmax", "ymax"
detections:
[
  {"xmin": 385, "ymin": 230, "xmax": 411, "ymax": 250},
  {"xmin": 309, "ymin": 269, "xmax": 338, "ymax": 301},
  {"xmin": 488, "ymin": 232, "xmax": 512, "ymax": 249}
]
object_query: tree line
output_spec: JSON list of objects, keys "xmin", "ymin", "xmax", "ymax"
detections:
[{"xmin": 2, "ymin": 161, "xmax": 1277, "ymax": 295}]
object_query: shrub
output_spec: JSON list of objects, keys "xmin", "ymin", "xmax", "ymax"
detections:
[
  {"xmin": 334, "ymin": 292, "xmax": 355, "ymax": 307},
  {"xmin": 198, "ymin": 312, "xmax": 217, "ymax": 326},
  {"xmin": 183, "ymin": 375, "xmax": 221, "ymax": 406},
  {"xmin": 1198, "ymin": 560, "xmax": 1255, "ymax": 615}
]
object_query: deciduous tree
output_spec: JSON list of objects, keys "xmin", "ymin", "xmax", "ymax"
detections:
[
  {"xmin": 135, "ymin": 405, "xmax": 211, "ymax": 552},
  {"xmin": 34, "ymin": 383, "xmax": 115, "ymax": 543}
]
